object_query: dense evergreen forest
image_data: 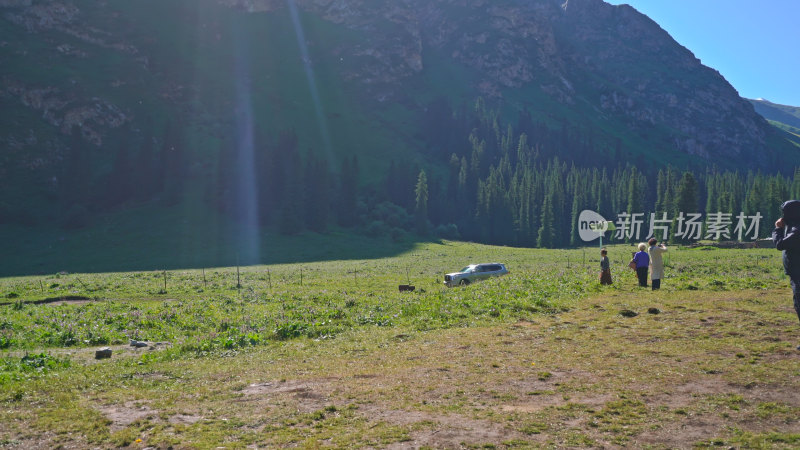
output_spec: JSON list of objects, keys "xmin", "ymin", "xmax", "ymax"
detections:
[
  {"xmin": 408, "ymin": 98, "xmax": 796, "ymax": 246},
  {"xmin": 46, "ymin": 98, "xmax": 800, "ymax": 248}
]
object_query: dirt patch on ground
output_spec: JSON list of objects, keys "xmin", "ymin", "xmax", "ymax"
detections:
[
  {"xmin": 96, "ymin": 401, "xmax": 157, "ymax": 432},
  {"xmin": 95, "ymin": 401, "xmax": 202, "ymax": 431},
  {"xmin": 500, "ymin": 392, "xmax": 615, "ymax": 413},
  {"xmin": 239, "ymin": 376, "xmax": 536, "ymax": 447},
  {"xmin": 44, "ymin": 298, "xmax": 95, "ymax": 306},
  {"xmin": 241, "ymin": 378, "xmax": 336, "ymax": 412},
  {"xmin": 365, "ymin": 406, "xmax": 533, "ymax": 449},
  {"xmin": 242, "ymin": 378, "xmax": 338, "ymax": 396},
  {"xmin": 167, "ymin": 414, "xmax": 202, "ymax": 425},
  {"xmin": 649, "ymin": 378, "xmax": 734, "ymax": 407},
  {"xmin": 0, "ymin": 295, "xmax": 94, "ymax": 306}
]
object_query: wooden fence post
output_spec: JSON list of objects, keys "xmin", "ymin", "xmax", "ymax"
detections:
[{"xmin": 236, "ymin": 257, "xmax": 241, "ymax": 289}]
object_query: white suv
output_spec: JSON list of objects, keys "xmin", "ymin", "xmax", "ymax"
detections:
[{"xmin": 444, "ymin": 263, "xmax": 509, "ymax": 287}]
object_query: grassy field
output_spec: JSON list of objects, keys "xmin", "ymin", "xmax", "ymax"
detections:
[{"xmin": 1, "ymin": 242, "xmax": 800, "ymax": 448}]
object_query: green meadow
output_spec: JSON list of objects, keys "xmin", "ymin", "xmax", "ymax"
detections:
[{"xmin": 2, "ymin": 242, "xmax": 800, "ymax": 448}]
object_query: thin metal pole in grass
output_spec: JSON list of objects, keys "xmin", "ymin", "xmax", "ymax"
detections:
[
  {"xmin": 202, "ymin": 268, "xmax": 207, "ymax": 288},
  {"xmin": 39, "ymin": 280, "xmax": 44, "ymax": 294},
  {"xmin": 236, "ymin": 255, "xmax": 241, "ymax": 289},
  {"xmin": 300, "ymin": 268, "xmax": 304, "ymax": 287},
  {"xmin": 267, "ymin": 269, "xmax": 272, "ymax": 289},
  {"xmin": 163, "ymin": 270, "xmax": 167, "ymax": 294}
]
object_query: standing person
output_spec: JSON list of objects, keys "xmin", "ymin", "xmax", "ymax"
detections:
[
  {"xmin": 648, "ymin": 238, "xmax": 668, "ymax": 290},
  {"xmin": 772, "ymin": 200, "xmax": 800, "ymax": 350},
  {"xmin": 633, "ymin": 243, "xmax": 650, "ymax": 287},
  {"xmin": 600, "ymin": 248, "xmax": 612, "ymax": 285}
]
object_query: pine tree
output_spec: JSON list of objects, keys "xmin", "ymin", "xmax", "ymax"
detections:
[
  {"xmin": 304, "ymin": 154, "xmax": 330, "ymax": 233},
  {"xmin": 414, "ymin": 170, "xmax": 429, "ymax": 235},
  {"xmin": 743, "ymin": 173, "xmax": 765, "ymax": 217},
  {"xmin": 655, "ymin": 169, "xmax": 666, "ymax": 212},
  {"xmin": 278, "ymin": 147, "xmax": 304, "ymax": 235},
  {"xmin": 254, "ymin": 136, "xmax": 275, "ymax": 223},
  {"xmin": 570, "ymin": 187, "xmax": 582, "ymax": 247},
  {"xmin": 672, "ymin": 172, "xmax": 700, "ymax": 243},
  {"xmin": 792, "ymin": 168, "xmax": 800, "ymax": 199},
  {"xmin": 596, "ymin": 168, "xmax": 611, "ymax": 219},
  {"xmin": 537, "ymin": 194, "xmax": 555, "ymax": 248},
  {"xmin": 705, "ymin": 173, "xmax": 720, "ymax": 214},
  {"xmin": 626, "ymin": 166, "xmax": 644, "ymax": 215},
  {"xmin": 60, "ymin": 129, "xmax": 92, "ymax": 229},
  {"xmin": 135, "ymin": 121, "xmax": 156, "ymax": 202},
  {"xmin": 338, "ymin": 156, "xmax": 359, "ymax": 227},
  {"xmin": 106, "ymin": 127, "xmax": 134, "ymax": 206},
  {"xmin": 62, "ymin": 129, "xmax": 90, "ymax": 208},
  {"xmin": 676, "ymin": 172, "xmax": 699, "ymax": 214}
]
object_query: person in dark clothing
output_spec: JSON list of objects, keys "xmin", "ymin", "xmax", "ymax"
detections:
[
  {"xmin": 772, "ymin": 199, "xmax": 800, "ymax": 351},
  {"xmin": 633, "ymin": 242, "xmax": 650, "ymax": 287},
  {"xmin": 600, "ymin": 248, "xmax": 612, "ymax": 285}
]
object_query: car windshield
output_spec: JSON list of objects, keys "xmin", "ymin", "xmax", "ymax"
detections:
[{"xmin": 459, "ymin": 266, "xmax": 475, "ymax": 273}]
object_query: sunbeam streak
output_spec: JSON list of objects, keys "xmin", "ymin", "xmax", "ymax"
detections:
[
  {"xmin": 286, "ymin": 0, "xmax": 335, "ymax": 165},
  {"xmin": 232, "ymin": 25, "xmax": 260, "ymax": 264}
]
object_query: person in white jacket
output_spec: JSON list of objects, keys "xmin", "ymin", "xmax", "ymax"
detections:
[{"xmin": 648, "ymin": 238, "xmax": 667, "ymax": 290}]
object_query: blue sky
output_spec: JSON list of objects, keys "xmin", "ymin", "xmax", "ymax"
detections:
[{"xmin": 606, "ymin": 0, "xmax": 800, "ymax": 106}]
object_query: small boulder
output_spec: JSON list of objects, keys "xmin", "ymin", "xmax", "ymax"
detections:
[
  {"xmin": 95, "ymin": 347, "xmax": 112, "ymax": 359},
  {"xmin": 619, "ymin": 309, "xmax": 638, "ymax": 318},
  {"xmin": 130, "ymin": 340, "xmax": 148, "ymax": 348},
  {"xmin": 648, "ymin": 307, "xmax": 661, "ymax": 315}
]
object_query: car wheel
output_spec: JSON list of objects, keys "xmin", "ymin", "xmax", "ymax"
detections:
[{"xmin": 459, "ymin": 279, "xmax": 470, "ymax": 286}]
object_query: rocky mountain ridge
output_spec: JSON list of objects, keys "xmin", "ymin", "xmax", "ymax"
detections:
[
  {"xmin": 0, "ymin": 0, "xmax": 796, "ymax": 186},
  {"xmin": 215, "ymin": 0, "xmax": 784, "ymax": 166}
]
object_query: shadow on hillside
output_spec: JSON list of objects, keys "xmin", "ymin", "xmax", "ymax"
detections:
[{"xmin": 0, "ymin": 222, "xmax": 435, "ymax": 277}]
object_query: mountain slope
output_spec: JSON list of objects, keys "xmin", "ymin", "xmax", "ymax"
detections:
[
  {"xmin": 2, "ymin": 0, "xmax": 794, "ymax": 177},
  {"xmin": 1, "ymin": 0, "xmax": 798, "ymax": 271},
  {"xmin": 749, "ymin": 98, "xmax": 800, "ymax": 130}
]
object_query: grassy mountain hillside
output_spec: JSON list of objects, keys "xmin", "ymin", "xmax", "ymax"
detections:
[
  {"xmin": 749, "ymin": 99, "xmax": 800, "ymax": 150},
  {"xmin": 1, "ymin": 0, "xmax": 799, "ymax": 273},
  {"xmin": 749, "ymin": 98, "xmax": 800, "ymax": 130}
]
